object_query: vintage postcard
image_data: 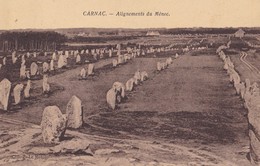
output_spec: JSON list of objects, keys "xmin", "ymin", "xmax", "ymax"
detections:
[{"xmin": 0, "ymin": 0, "xmax": 260, "ymax": 165}]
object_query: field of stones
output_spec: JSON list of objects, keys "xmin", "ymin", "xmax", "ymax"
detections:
[{"xmin": 0, "ymin": 32, "xmax": 260, "ymax": 165}]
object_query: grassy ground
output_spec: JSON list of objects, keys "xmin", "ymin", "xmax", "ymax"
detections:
[{"xmin": 0, "ymin": 47, "xmax": 251, "ymax": 165}]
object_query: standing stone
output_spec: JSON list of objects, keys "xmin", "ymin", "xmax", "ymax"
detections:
[
  {"xmin": 26, "ymin": 70, "xmax": 30, "ymax": 79},
  {"xmin": 63, "ymin": 56, "xmax": 68, "ymax": 66},
  {"xmin": 66, "ymin": 95, "xmax": 83, "ymax": 129},
  {"xmin": 161, "ymin": 62, "xmax": 166, "ymax": 70},
  {"xmin": 52, "ymin": 53, "xmax": 57, "ymax": 60},
  {"xmin": 244, "ymin": 79, "xmax": 252, "ymax": 102},
  {"xmin": 50, "ymin": 60, "xmax": 54, "ymax": 71},
  {"xmin": 88, "ymin": 63, "xmax": 94, "ymax": 76},
  {"xmin": 124, "ymin": 55, "xmax": 128, "ymax": 62},
  {"xmin": 21, "ymin": 55, "xmax": 25, "ymax": 64},
  {"xmin": 93, "ymin": 54, "xmax": 97, "ymax": 61},
  {"xmin": 112, "ymin": 82, "xmax": 125, "ymax": 99},
  {"xmin": 12, "ymin": 52, "xmax": 17, "ymax": 64},
  {"xmin": 112, "ymin": 59, "xmax": 118, "ymax": 67},
  {"xmin": 109, "ymin": 49, "xmax": 112, "ymax": 57},
  {"xmin": 134, "ymin": 71, "xmax": 141, "ymax": 85},
  {"xmin": 41, "ymin": 106, "xmax": 67, "ymax": 143},
  {"xmin": 142, "ymin": 50, "xmax": 145, "ymax": 56},
  {"xmin": 118, "ymin": 55, "xmax": 124, "ymax": 64},
  {"xmin": 20, "ymin": 64, "xmax": 26, "ymax": 79},
  {"xmin": 42, "ymin": 75, "xmax": 50, "ymax": 93},
  {"xmin": 30, "ymin": 62, "xmax": 38, "ymax": 76},
  {"xmin": 248, "ymin": 95, "xmax": 260, "ymax": 165},
  {"xmin": 2, "ymin": 57, "xmax": 6, "ymax": 65},
  {"xmin": 76, "ymin": 54, "xmax": 81, "ymax": 64},
  {"xmin": 65, "ymin": 51, "xmax": 69, "ymax": 57},
  {"xmin": 240, "ymin": 82, "xmax": 246, "ymax": 99},
  {"xmin": 106, "ymin": 88, "xmax": 117, "ymax": 110},
  {"xmin": 80, "ymin": 68, "xmax": 86, "ymax": 79},
  {"xmin": 100, "ymin": 53, "xmax": 104, "ymax": 59},
  {"xmin": 24, "ymin": 80, "xmax": 31, "ymax": 98},
  {"xmin": 26, "ymin": 52, "xmax": 30, "ymax": 58},
  {"xmin": 58, "ymin": 54, "xmax": 65, "ymax": 69},
  {"xmin": 116, "ymin": 44, "xmax": 121, "ymax": 56},
  {"xmin": 42, "ymin": 62, "xmax": 49, "ymax": 73},
  {"xmin": 166, "ymin": 57, "xmax": 173, "ymax": 65},
  {"xmin": 126, "ymin": 78, "xmax": 135, "ymax": 91},
  {"xmin": 140, "ymin": 71, "xmax": 148, "ymax": 81},
  {"xmin": 13, "ymin": 83, "xmax": 24, "ymax": 105},
  {"xmin": 0, "ymin": 79, "xmax": 11, "ymax": 110}
]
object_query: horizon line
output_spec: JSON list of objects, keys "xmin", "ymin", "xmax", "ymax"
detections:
[{"xmin": 1, "ymin": 26, "xmax": 260, "ymax": 31}]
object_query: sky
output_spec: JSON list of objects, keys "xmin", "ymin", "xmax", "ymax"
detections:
[{"xmin": 0, "ymin": 0, "xmax": 260, "ymax": 30}]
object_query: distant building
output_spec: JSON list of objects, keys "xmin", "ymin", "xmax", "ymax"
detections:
[
  {"xmin": 146, "ymin": 31, "xmax": 160, "ymax": 36},
  {"xmin": 234, "ymin": 29, "xmax": 245, "ymax": 38}
]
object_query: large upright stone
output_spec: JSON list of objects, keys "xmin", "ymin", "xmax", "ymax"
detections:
[
  {"xmin": 50, "ymin": 60, "xmax": 54, "ymax": 71},
  {"xmin": 88, "ymin": 63, "xmax": 94, "ymax": 76},
  {"xmin": 109, "ymin": 49, "xmax": 112, "ymax": 57},
  {"xmin": 21, "ymin": 55, "xmax": 25, "ymax": 64},
  {"xmin": 140, "ymin": 71, "xmax": 148, "ymax": 81},
  {"xmin": 20, "ymin": 64, "xmax": 26, "ymax": 79},
  {"xmin": 79, "ymin": 68, "xmax": 86, "ymax": 79},
  {"xmin": 24, "ymin": 80, "xmax": 31, "ymax": 98},
  {"xmin": 58, "ymin": 54, "xmax": 65, "ymax": 69},
  {"xmin": 63, "ymin": 56, "xmax": 68, "ymax": 66},
  {"xmin": 41, "ymin": 106, "xmax": 67, "ymax": 143},
  {"xmin": 166, "ymin": 57, "xmax": 173, "ymax": 65},
  {"xmin": 112, "ymin": 59, "xmax": 118, "ymax": 67},
  {"xmin": 26, "ymin": 70, "xmax": 30, "ymax": 79},
  {"xmin": 106, "ymin": 88, "xmax": 117, "ymax": 110},
  {"xmin": 112, "ymin": 82, "xmax": 125, "ymax": 99},
  {"xmin": 52, "ymin": 53, "xmax": 57, "ymax": 60},
  {"xmin": 66, "ymin": 95, "xmax": 83, "ymax": 129},
  {"xmin": 2, "ymin": 57, "xmax": 6, "ymax": 65},
  {"xmin": 134, "ymin": 71, "xmax": 141, "ymax": 85},
  {"xmin": 118, "ymin": 55, "xmax": 124, "ymax": 64},
  {"xmin": 13, "ymin": 83, "xmax": 24, "ymax": 105},
  {"xmin": 239, "ymin": 82, "xmax": 246, "ymax": 99},
  {"xmin": 30, "ymin": 62, "xmax": 38, "ymax": 76},
  {"xmin": 0, "ymin": 79, "xmax": 11, "ymax": 110},
  {"xmin": 43, "ymin": 62, "xmax": 49, "ymax": 73},
  {"xmin": 76, "ymin": 54, "xmax": 81, "ymax": 64},
  {"xmin": 42, "ymin": 75, "xmax": 50, "ymax": 93},
  {"xmin": 12, "ymin": 53, "xmax": 17, "ymax": 64},
  {"xmin": 126, "ymin": 78, "xmax": 135, "ymax": 91}
]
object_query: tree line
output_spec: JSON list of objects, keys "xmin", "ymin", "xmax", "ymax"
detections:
[{"xmin": 0, "ymin": 31, "xmax": 66, "ymax": 52}]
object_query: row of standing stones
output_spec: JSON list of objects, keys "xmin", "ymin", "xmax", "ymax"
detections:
[
  {"xmin": 217, "ymin": 43, "xmax": 260, "ymax": 165},
  {"xmin": 41, "ymin": 55, "xmax": 176, "ymax": 144},
  {"xmin": 41, "ymin": 53, "xmax": 140, "ymax": 143},
  {"xmin": 106, "ymin": 56, "xmax": 175, "ymax": 110},
  {"xmin": 1, "ymin": 44, "xmax": 181, "ymax": 110},
  {"xmin": 0, "ymin": 49, "xmax": 177, "ymax": 145}
]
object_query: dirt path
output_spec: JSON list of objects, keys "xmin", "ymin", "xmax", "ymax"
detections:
[{"xmin": 231, "ymin": 52, "xmax": 260, "ymax": 84}]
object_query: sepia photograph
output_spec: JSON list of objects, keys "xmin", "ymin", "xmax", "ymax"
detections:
[{"xmin": 0, "ymin": 0, "xmax": 260, "ymax": 165}]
